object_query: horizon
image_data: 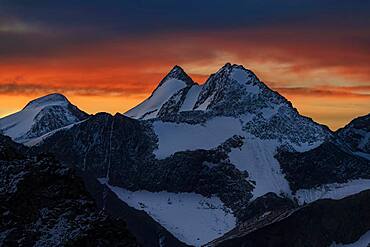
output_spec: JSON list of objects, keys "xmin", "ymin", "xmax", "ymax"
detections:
[
  {"xmin": 1, "ymin": 1, "xmax": 369, "ymax": 130},
  {"xmin": 0, "ymin": 62, "xmax": 366, "ymax": 131}
]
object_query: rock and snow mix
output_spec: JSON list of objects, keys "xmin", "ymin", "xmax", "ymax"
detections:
[{"xmin": 2, "ymin": 63, "xmax": 369, "ymax": 246}]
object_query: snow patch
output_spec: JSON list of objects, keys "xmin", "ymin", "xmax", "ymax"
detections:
[
  {"xmin": 295, "ymin": 179, "xmax": 370, "ymax": 205},
  {"xmin": 99, "ymin": 178, "xmax": 236, "ymax": 246}
]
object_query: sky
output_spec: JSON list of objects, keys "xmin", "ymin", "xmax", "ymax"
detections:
[{"xmin": 0, "ymin": 0, "xmax": 369, "ymax": 130}]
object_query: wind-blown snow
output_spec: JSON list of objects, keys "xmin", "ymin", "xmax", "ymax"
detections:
[
  {"xmin": 331, "ymin": 230, "xmax": 370, "ymax": 247},
  {"xmin": 153, "ymin": 117, "xmax": 244, "ymax": 159},
  {"xmin": 228, "ymin": 135, "xmax": 292, "ymax": 198},
  {"xmin": 99, "ymin": 178, "xmax": 236, "ymax": 246},
  {"xmin": 179, "ymin": 85, "xmax": 202, "ymax": 112},
  {"xmin": 125, "ymin": 79, "xmax": 187, "ymax": 119},
  {"xmin": 295, "ymin": 179, "xmax": 370, "ymax": 205}
]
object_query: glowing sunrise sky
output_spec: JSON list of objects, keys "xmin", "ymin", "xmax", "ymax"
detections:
[{"xmin": 0, "ymin": 1, "xmax": 369, "ymax": 130}]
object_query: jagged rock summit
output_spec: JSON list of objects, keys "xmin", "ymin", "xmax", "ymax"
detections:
[{"xmin": 0, "ymin": 93, "xmax": 88, "ymax": 144}]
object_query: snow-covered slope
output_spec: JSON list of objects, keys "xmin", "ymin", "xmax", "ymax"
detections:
[
  {"xmin": 0, "ymin": 93, "xmax": 88, "ymax": 143},
  {"xmin": 125, "ymin": 66, "xmax": 196, "ymax": 119},
  {"xmin": 99, "ymin": 178, "xmax": 236, "ymax": 247}
]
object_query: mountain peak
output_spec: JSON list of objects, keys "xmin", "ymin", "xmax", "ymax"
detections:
[
  {"xmin": 157, "ymin": 65, "xmax": 195, "ymax": 88},
  {"xmin": 215, "ymin": 63, "xmax": 259, "ymax": 83},
  {"xmin": 24, "ymin": 93, "xmax": 69, "ymax": 110},
  {"xmin": 125, "ymin": 66, "xmax": 195, "ymax": 120},
  {"xmin": 0, "ymin": 93, "xmax": 88, "ymax": 144}
]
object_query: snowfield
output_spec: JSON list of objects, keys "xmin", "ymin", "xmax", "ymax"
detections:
[
  {"xmin": 152, "ymin": 116, "xmax": 244, "ymax": 159},
  {"xmin": 99, "ymin": 178, "xmax": 236, "ymax": 246},
  {"xmin": 295, "ymin": 179, "xmax": 370, "ymax": 205}
]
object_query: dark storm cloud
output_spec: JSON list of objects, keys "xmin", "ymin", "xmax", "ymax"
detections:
[
  {"xmin": 0, "ymin": 0, "xmax": 369, "ymax": 62},
  {"xmin": 1, "ymin": 0, "xmax": 369, "ymax": 36}
]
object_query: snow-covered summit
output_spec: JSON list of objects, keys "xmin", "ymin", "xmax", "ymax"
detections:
[
  {"xmin": 207, "ymin": 63, "xmax": 260, "ymax": 88},
  {"xmin": 0, "ymin": 93, "xmax": 88, "ymax": 143},
  {"xmin": 157, "ymin": 65, "xmax": 195, "ymax": 88},
  {"xmin": 125, "ymin": 65, "xmax": 196, "ymax": 120},
  {"xmin": 23, "ymin": 93, "xmax": 69, "ymax": 109}
]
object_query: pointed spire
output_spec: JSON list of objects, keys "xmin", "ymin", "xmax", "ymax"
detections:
[{"xmin": 157, "ymin": 65, "xmax": 195, "ymax": 88}]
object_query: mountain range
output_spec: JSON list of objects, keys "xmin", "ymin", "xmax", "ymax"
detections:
[{"xmin": 1, "ymin": 63, "xmax": 369, "ymax": 247}]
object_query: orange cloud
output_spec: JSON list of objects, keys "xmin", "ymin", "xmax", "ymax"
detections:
[{"xmin": 0, "ymin": 29, "xmax": 369, "ymax": 130}]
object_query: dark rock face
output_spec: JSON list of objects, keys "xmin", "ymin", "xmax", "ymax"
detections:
[
  {"xmin": 33, "ymin": 112, "xmax": 157, "ymax": 178},
  {"xmin": 336, "ymin": 113, "xmax": 370, "ymax": 154},
  {"xmin": 0, "ymin": 135, "xmax": 138, "ymax": 247},
  {"xmin": 0, "ymin": 135, "xmax": 26, "ymax": 160},
  {"xmin": 238, "ymin": 192, "xmax": 296, "ymax": 223},
  {"xmin": 34, "ymin": 114, "xmax": 254, "ymax": 219},
  {"xmin": 214, "ymin": 190, "xmax": 370, "ymax": 247},
  {"xmin": 276, "ymin": 140, "xmax": 370, "ymax": 191}
]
